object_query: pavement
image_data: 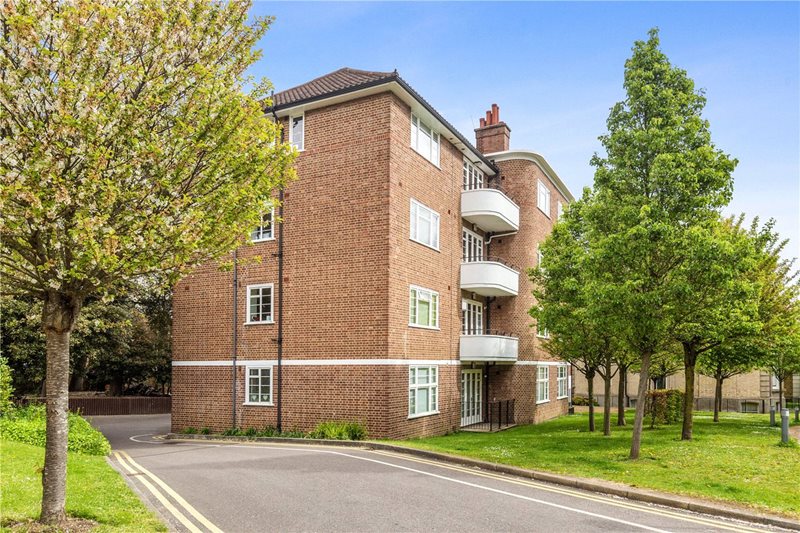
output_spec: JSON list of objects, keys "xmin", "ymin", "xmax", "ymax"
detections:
[{"xmin": 91, "ymin": 414, "xmax": 795, "ymax": 533}]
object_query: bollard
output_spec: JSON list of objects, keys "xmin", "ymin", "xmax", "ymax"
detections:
[
  {"xmin": 770, "ymin": 406, "xmax": 776, "ymax": 426},
  {"xmin": 781, "ymin": 409, "xmax": 790, "ymax": 444},
  {"xmin": 795, "ymin": 407, "xmax": 799, "ymax": 423}
]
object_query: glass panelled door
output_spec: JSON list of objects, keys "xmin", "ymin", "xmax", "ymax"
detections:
[
  {"xmin": 461, "ymin": 299, "xmax": 484, "ymax": 335},
  {"xmin": 461, "ymin": 369, "xmax": 483, "ymax": 426},
  {"xmin": 462, "ymin": 228, "xmax": 484, "ymax": 262}
]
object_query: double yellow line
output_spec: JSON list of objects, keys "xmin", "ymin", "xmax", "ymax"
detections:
[
  {"xmin": 368, "ymin": 450, "xmax": 767, "ymax": 533},
  {"xmin": 112, "ymin": 450, "xmax": 222, "ymax": 533}
]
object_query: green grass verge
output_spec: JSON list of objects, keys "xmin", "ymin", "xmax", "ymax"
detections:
[
  {"xmin": 390, "ymin": 411, "xmax": 800, "ymax": 518},
  {"xmin": 1, "ymin": 440, "xmax": 166, "ymax": 531}
]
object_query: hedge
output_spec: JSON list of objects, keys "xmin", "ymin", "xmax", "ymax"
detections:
[
  {"xmin": 0, "ymin": 404, "xmax": 111, "ymax": 455},
  {"xmin": 645, "ymin": 389, "xmax": 684, "ymax": 427}
]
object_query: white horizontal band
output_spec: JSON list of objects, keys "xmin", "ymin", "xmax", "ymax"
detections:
[{"xmin": 172, "ymin": 358, "xmax": 566, "ymax": 367}]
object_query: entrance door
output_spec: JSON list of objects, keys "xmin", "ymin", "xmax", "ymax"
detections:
[{"xmin": 461, "ymin": 369, "xmax": 483, "ymax": 426}]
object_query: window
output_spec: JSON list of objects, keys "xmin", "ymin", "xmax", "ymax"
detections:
[
  {"xmin": 290, "ymin": 115, "xmax": 304, "ymax": 150},
  {"xmin": 771, "ymin": 374, "xmax": 780, "ymax": 391},
  {"xmin": 411, "ymin": 113, "xmax": 440, "ymax": 166},
  {"xmin": 537, "ymin": 180, "xmax": 551, "ymax": 216},
  {"xmin": 409, "ymin": 286, "xmax": 439, "ymax": 329},
  {"xmin": 557, "ymin": 366, "xmax": 568, "ymax": 399},
  {"xmin": 246, "ymin": 366, "xmax": 272, "ymax": 405},
  {"xmin": 537, "ymin": 366, "xmax": 550, "ymax": 403},
  {"xmin": 410, "ymin": 199, "xmax": 440, "ymax": 250},
  {"xmin": 246, "ymin": 284, "xmax": 274, "ymax": 324},
  {"xmin": 409, "ymin": 366, "xmax": 438, "ymax": 417},
  {"xmin": 537, "ymin": 246, "xmax": 544, "ymax": 268},
  {"xmin": 536, "ymin": 323, "xmax": 550, "ymax": 339},
  {"xmin": 557, "ymin": 200, "xmax": 563, "ymax": 219},
  {"xmin": 251, "ymin": 209, "xmax": 275, "ymax": 242},
  {"xmin": 463, "ymin": 160, "xmax": 484, "ymax": 190},
  {"xmin": 461, "ymin": 299, "xmax": 483, "ymax": 335},
  {"xmin": 462, "ymin": 228, "xmax": 484, "ymax": 262},
  {"xmin": 741, "ymin": 401, "xmax": 759, "ymax": 414}
]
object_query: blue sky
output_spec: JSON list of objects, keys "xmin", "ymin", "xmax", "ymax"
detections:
[{"xmin": 248, "ymin": 1, "xmax": 799, "ymax": 261}]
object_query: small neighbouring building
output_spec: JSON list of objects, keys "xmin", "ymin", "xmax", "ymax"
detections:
[{"xmin": 171, "ymin": 68, "xmax": 574, "ymax": 439}]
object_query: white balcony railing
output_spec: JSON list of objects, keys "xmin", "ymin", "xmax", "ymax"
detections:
[
  {"xmin": 460, "ymin": 332, "xmax": 519, "ymax": 363},
  {"xmin": 460, "ymin": 256, "xmax": 519, "ymax": 297},
  {"xmin": 461, "ymin": 187, "xmax": 520, "ymax": 233}
]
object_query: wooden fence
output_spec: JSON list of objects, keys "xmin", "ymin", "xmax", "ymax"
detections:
[{"xmin": 20, "ymin": 396, "xmax": 171, "ymax": 415}]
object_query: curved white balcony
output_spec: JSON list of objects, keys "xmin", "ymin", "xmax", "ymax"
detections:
[
  {"xmin": 460, "ymin": 333, "xmax": 519, "ymax": 363},
  {"xmin": 460, "ymin": 257, "xmax": 519, "ymax": 297},
  {"xmin": 461, "ymin": 188, "xmax": 520, "ymax": 233}
]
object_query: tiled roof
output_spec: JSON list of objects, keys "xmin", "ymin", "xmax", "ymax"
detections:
[{"xmin": 273, "ymin": 68, "xmax": 396, "ymax": 108}]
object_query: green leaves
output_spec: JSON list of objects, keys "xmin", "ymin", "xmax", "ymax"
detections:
[{"xmin": 0, "ymin": 0, "xmax": 296, "ymax": 302}]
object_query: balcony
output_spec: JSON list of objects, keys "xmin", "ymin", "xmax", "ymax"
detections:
[
  {"xmin": 460, "ymin": 331, "xmax": 519, "ymax": 363},
  {"xmin": 460, "ymin": 256, "xmax": 519, "ymax": 297},
  {"xmin": 461, "ymin": 184, "xmax": 520, "ymax": 233}
]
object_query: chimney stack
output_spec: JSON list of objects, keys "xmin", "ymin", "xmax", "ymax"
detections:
[{"xmin": 475, "ymin": 103, "xmax": 510, "ymax": 154}]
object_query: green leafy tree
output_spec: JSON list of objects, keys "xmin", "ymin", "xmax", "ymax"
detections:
[
  {"xmin": 699, "ymin": 340, "xmax": 760, "ymax": 422},
  {"xmin": 587, "ymin": 29, "xmax": 736, "ymax": 458},
  {"xmin": 613, "ymin": 351, "xmax": 638, "ymax": 426},
  {"xmin": 0, "ymin": 0, "xmax": 294, "ymax": 524},
  {"xmin": 0, "ymin": 357, "xmax": 13, "ymax": 414},
  {"xmin": 672, "ymin": 217, "xmax": 761, "ymax": 440}
]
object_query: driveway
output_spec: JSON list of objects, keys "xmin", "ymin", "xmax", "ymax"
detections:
[{"xmin": 91, "ymin": 415, "xmax": 783, "ymax": 533}]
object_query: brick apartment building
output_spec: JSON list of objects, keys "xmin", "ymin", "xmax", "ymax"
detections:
[{"xmin": 171, "ymin": 68, "xmax": 574, "ymax": 439}]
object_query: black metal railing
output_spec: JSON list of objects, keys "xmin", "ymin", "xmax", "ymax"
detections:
[
  {"xmin": 461, "ymin": 254, "xmax": 520, "ymax": 271},
  {"xmin": 462, "ymin": 399, "xmax": 515, "ymax": 432},
  {"xmin": 461, "ymin": 329, "xmax": 517, "ymax": 338}
]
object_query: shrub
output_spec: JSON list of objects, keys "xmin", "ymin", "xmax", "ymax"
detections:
[
  {"xmin": 572, "ymin": 395, "xmax": 599, "ymax": 407},
  {"xmin": 280, "ymin": 428, "xmax": 307, "ymax": 439},
  {"xmin": 646, "ymin": 389, "xmax": 684, "ymax": 427},
  {"xmin": 256, "ymin": 426, "xmax": 278, "ymax": 437},
  {"xmin": 0, "ymin": 357, "xmax": 12, "ymax": 415},
  {"xmin": 0, "ymin": 405, "xmax": 110, "ymax": 455},
  {"xmin": 221, "ymin": 428, "xmax": 241, "ymax": 436},
  {"xmin": 182, "ymin": 427, "xmax": 198, "ymax": 434},
  {"xmin": 310, "ymin": 421, "xmax": 367, "ymax": 440},
  {"xmin": 243, "ymin": 427, "xmax": 258, "ymax": 437},
  {"xmin": 200, "ymin": 427, "xmax": 211, "ymax": 435}
]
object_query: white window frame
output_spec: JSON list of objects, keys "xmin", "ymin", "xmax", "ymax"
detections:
[
  {"xmin": 461, "ymin": 298, "xmax": 484, "ymax": 335},
  {"xmin": 557, "ymin": 365, "xmax": 568, "ymax": 399},
  {"xmin": 771, "ymin": 374, "xmax": 780, "ymax": 391},
  {"xmin": 410, "ymin": 113, "xmax": 440, "ymax": 166},
  {"xmin": 536, "ymin": 323, "xmax": 550, "ymax": 339},
  {"xmin": 409, "ymin": 365, "xmax": 439, "ymax": 418},
  {"xmin": 410, "ymin": 199, "xmax": 440, "ymax": 251},
  {"xmin": 244, "ymin": 365, "xmax": 273, "ymax": 406},
  {"xmin": 537, "ymin": 180, "xmax": 551, "ymax": 217},
  {"xmin": 409, "ymin": 285, "xmax": 439, "ymax": 330},
  {"xmin": 251, "ymin": 208, "xmax": 276, "ymax": 242},
  {"xmin": 245, "ymin": 283, "xmax": 274, "ymax": 325},
  {"xmin": 463, "ymin": 159, "xmax": 484, "ymax": 190},
  {"xmin": 462, "ymin": 227, "xmax": 484, "ymax": 262},
  {"xmin": 289, "ymin": 114, "xmax": 304, "ymax": 151},
  {"xmin": 537, "ymin": 246, "xmax": 544, "ymax": 268},
  {"xmin": 557, "ymin": 200, "xmax": 563, "ymax": 219},
  {"xmin": 537, "ymin": 366, "xmax": 550, "ymax": 404}
]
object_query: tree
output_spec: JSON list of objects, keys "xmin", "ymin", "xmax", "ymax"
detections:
[
  {"xmin": 0, "ymin": 1, "xmax": 295, "ymax": 524},
  {"xmin": 613, "ymin": 351, "xmax": 638, "ymax": 426},
  {"xmin": 587, "ymin": 29, "xmax": 736, "ymax": 459},
  {"xmin": 531, "ymin": 193, "xmax": 612, "ymax": 433},
  {"xmin": 699, "ymin": 340, "xmax": 760, "ymax": 422},
  {"xmin": 671, "ymin": 217, "xmax": 761, "ymax": 440}
]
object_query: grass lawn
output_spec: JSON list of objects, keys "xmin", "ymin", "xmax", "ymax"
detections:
[
  {"xmin": 390, "ymin": 411, "xmax": 800, "ymax": 519},
  {"xmin": 1, "ymin": 440, "xmax": 166, "ymax": 532}
]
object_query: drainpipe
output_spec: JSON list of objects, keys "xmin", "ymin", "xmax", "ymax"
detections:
[
  {"xmin": 270, "ymin": 99, "xmax": 285, "ymax": 433},
  {"xmin": 232, "ymin": 248, "xmax": 238, "ymax": 429}
]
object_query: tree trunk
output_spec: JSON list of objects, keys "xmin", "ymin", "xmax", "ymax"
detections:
[
  {"xmin": 713, "ymin": 375, "xmax": 723, "ymax": 423},
  {"xmin": 587, "ymin": 371, "xmax": 596, "ymax": 432},
  {"xmin": 69, "ymin": 355, "xmax": 90, "ymax": 392},
  {"xmin": 617, "ymin": 367, "xmax": 627, "ymax": 426},
  {"xmin": 603, "ymin": 367, "xmax": 612, "ymax": 436},
  {"xmin": 40, "ymin": 293, "xmax": 82, "ymax": 525},
  {"xmin": 681, "ymin": 343, "xmax": 697, "ymax": 441},
  {"xmin": 630, "ymin": 349, "xmax": 652, "ymax": 460}
]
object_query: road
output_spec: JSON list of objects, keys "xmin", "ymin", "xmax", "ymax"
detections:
[{"xmin": 91, "ymin": 414, "xmax": 786, "ymax": 533}]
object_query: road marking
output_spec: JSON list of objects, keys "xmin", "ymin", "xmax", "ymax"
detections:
[
  {"xmin": 135, "ymin": 437, "xmax": 774, "ymax": 533},
  {"xmin": 367, "ymin": 450, "xmax": 766, "ymax": 533},
  {"xmin": 117, "ymin": 450, "xmax": 224, "ymax": 533},
  {"xmin": 113, "ymin": 451, "xmax": 204, "ymax": 533}
]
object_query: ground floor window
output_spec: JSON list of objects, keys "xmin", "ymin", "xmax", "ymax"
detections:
[
  {"xmin": 557, "ymin": 365, "xmax": 568, "ymax": 399},
  {"xmin": 409, "ymin": 365, "xmax": 438, "ymax": 417},
  {"xmin": 246, "ymin": 367, "xmax": 272, "ymax": 405},
  {"xmin": 537, "ymin": 366, "xmax": 550, "ymax": 404}
]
